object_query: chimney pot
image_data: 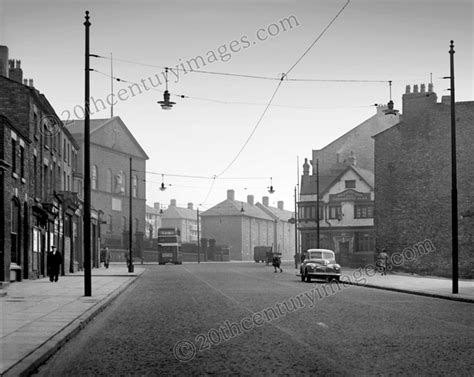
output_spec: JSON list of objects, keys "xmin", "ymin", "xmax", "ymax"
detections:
[
  {"xmin": 227, "ymin": 189, "xmax": 235, "ymax": 201},
  {"xmin": 247, "ymin": 195, "xmax": 254, "ymax": 206},
  {"xmin": 28, "ymin": 78, "xmax": 34, "ymax": 87},
  {"xmin": 428, "ymin": 83, "xmax": 434, "ymax": 92},
  {"xmin": 413, "ymin": 84, "xmax": 419, "ymax": 93},
  {"xmin": 405, "ymin": 85, "xmax": 411, "ymax": 94},
  {"xmin": 23, "ymin": 79, "xmax": 28, "ymax": 85},
  {"xmin": 420, "ymin": 83, "xmax": 426, "ymax": 93}
]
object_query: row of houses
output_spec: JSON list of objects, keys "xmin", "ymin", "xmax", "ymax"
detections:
[
  {"xmin": 1, "ymin": 47, "xmax": 148, "ymax": 283},
  {"xmin": 298, "ymin": 84, "xmax": 474, "ymax": 277}
]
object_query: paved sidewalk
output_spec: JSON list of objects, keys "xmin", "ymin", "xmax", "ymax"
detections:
[
  {"xmin": 287, "ymin": 260, "xmax": 474, "ymax": 303},
  {"xmin": 0, "ymin": 264, "xmax": 144, "ymax": 377},
  {"xmin": 340, "ymin": 268, "xmax": 474, "ymax": 303}
]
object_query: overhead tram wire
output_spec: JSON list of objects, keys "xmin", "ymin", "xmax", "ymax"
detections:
[
  {"xmin": 92, "ymin": 68, "xmax": 378, "ymax": 110},
  {"xmin": 214, "ymin": 0, "xmax": 351, "ymax": 178},
  {"xmin": 92, "ymin": 53, "xmax": 392, "ymax": 84}
]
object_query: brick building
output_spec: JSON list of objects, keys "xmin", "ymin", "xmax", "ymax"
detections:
[
  {"xmin": 373, "ymin": 84, "xmax": 474, "ymax": 277},
  {"xmin": 201, "ymin": 190, "xmax": 294, "ymax": 261},
  {"xmin": 66, "ymin": 117, "xmax": 148, "ymax": 256},
  {"xmin": 0, "ymin": 47, "xmax": 84, "ymax": 282}
]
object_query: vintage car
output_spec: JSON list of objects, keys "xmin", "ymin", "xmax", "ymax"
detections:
[{"xmin": 299, "ymin": 249, "xmax": 341, "ymax": 282}]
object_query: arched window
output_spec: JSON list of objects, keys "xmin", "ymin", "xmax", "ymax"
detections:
[
  {"xmin": 106, "ymin": 169, "xmax": 112, "ymax": 192},
  {"xmin": 132, "ymin": 175, "xmax": 138, "ymax": 197},
  {"xmin": 91, "ymin": 165, "xmax": 98, "ymax": 190}
]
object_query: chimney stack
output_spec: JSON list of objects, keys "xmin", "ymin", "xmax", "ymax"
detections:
[
  {"xmin": 247, "ymin": 195, "xmax": 254, "ymax": 205},
  {"xmin": 0, "ymin": 45, "xmax": 8, "ymax": 77},
  {"xmin": 28, "ymin": 78, "xmax": 34, "ymax": 87},
  {"xmin": 187, "ymin": 203, "xmax": 193, "ymax": 210},
  {"xmin": 262, "ymin": 196, "xmax": 269, "ymax": 206},
  {"xmin": 277, "ymin": 201, "xmax": 284, "ymax": 210},
  {"xmin": 8, "ymin": 59, "xmax": 23, "ymax": 84},
  {"xmin": 227, "ymin": 189, "xmax": 235, "ymax": 201},
  {"xmin": 303, "ymin": 158, "xmax": 310, "ymax": 176}
]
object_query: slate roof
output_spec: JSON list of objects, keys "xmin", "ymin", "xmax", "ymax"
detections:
[
  {"xmin": 162, "ymin": 205, "xmax": 197, "ymax": 221},
  {"xmin": 146, "ymin": 204, "xmax": 160, "ymax": 215},
  {"xmin": 301, "ymin": 165, "xmax": 374, "ymax": 197},
  {"xmin": 201, "ymin": 199, "xmax": 274, "ymax": 221},
  {"xmin": 256, "ymin": 203, "xmax": 294, "ymax": 222}
]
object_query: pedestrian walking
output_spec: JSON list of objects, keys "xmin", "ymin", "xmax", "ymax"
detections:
[
  {"xmin": 272, "ymin": 255, "xmax": 283, "ymax": 273},
  {"xmin": 377, "ymin": 248, "xmax": 389, "ymax": 275},
  {"xmin": 47, "ymin": 246, "xmax": 62, "ymax": 282},
  {"xmin": 103, "ymin": 247, "xmax": 111, "ymax": 268}
]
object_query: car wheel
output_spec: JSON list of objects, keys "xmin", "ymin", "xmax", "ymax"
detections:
[
  {"xmin": 305, "ymin": 271, "xmax": 311, "ymax": 282},
  {"xmin": 300, "ymin": 271, "xmax": 305, "ymax": 281}
]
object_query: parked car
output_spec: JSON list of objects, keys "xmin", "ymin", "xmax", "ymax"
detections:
[{"xmin": 299, "ymin": 249, "xmax": 341, "ymax": 282}]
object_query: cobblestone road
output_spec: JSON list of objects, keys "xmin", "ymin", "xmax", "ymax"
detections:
[{"xmin": 35, "ymin": 262, "xmax": 474, "ymax": 376}]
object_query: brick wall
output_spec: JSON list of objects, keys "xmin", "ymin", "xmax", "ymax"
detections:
[{"xmin": 374, "ymin": 87, "xmax": 474, "ymax": 277}]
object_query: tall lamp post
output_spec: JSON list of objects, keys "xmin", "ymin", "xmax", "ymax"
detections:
[
  {"xmin": 197, "ymin": 207, "xmax": 200, "ymax": 263},
  {"xmin": 448, "ymin": 40, "xmax": 458, "ymax": 294},
  {"xmin": 316, "ymin": 159, "xmax": 320, "ymax": 248},
  {"xmin": 83, "ymin": 11, "xmax": 92, "ymax": 296},
  {"xmin": 128, "ymin": 157, "xmax": 134, "ymax": 273}
]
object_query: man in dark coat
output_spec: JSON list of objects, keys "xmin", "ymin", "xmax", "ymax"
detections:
[
  {"xmin": 272, "ymin": 255, "xmax": 282, "ymax": 273},
  {"xmin": 47, "ymin": 246, "xmax": 62, "ymax": 282}
]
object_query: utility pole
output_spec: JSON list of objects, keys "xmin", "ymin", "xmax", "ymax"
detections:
[
  {"xmin": 316, "ymin": 159, "xmax": 320, "ymax": 248},
  {"xmin": 294, "ymin": 186, "xmax": 298, "ymax": 269},
  {"xmin": 128, "ymin": 157, "xmax": 134, "ymax": 273},
  {"xmin": 110, "ymin": 52, "xmax": 114, "ymax": 117},
  {"xmin": 83, "ymin": 11, "xmax": 92, "ymax": 296},
  {"xmin": 197, "ymin": 207, "xmax": 200, "ymax": 263},
  {"xmin": 449, "ymin": 40, "xmax": 458, "ymax": 294}
]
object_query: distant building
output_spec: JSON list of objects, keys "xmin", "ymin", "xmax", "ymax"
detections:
[
  {"xmin": 66, "ymin": 117, "xmax": 148, "ymax": 255},
  {"xmin": 161, "ymin": 200, "xmax": 197, "ymax": 243},
  {"xmin": 299, "ymin": 104, "xmax": 399, "ymax": 266},
  {"xmin": 373, "ymin": 84, "xmax": 474, "ymax": 277},
  {"xmin": 145, "ymin": 203, "xmax": 162, "ymax": 239},
  {"xmin": 201, "ymin": 190, "xmax": 294, "ymax": 261},
  {"xmin": 256, "ymin": 196, "xmax": 295, "ymax": 261}
]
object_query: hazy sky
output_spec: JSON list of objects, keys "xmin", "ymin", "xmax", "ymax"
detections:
[{"xmin": 1, "ymin": 0, "xmax": 472, "ymax": 211}]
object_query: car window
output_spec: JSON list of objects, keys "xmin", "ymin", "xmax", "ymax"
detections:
[
  {"xmin": 309, "ymin": 251, "xmax": 322, "ymax": 259},
  {"xmin": 323, "ymin": 252, "xmax": 334, "ymax": 260}
]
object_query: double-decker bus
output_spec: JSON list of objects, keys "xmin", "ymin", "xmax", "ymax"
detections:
[{"xmin": 157, "ymin": 227, "xmax": 182, "ymax": 265}]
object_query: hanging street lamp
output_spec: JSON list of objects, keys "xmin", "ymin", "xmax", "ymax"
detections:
[{"xmin": 157, "ymin": 68, "xmax": 176, "ymax": 110}]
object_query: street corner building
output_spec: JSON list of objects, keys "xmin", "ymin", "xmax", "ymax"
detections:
[
  {"xmin": 200, "ymin": 189, "xmax": 295, "ymax": 261},
  {"xmin": 298, "ymin": 103, "xmax": 400, "ymax": 268},
  {"xmin": 373, "ymin": 84, "xmax": 474, "ymax": 278},
  {"xmin": 0, "ymin": 47, "xmax": 82, "ymax": 283}
]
